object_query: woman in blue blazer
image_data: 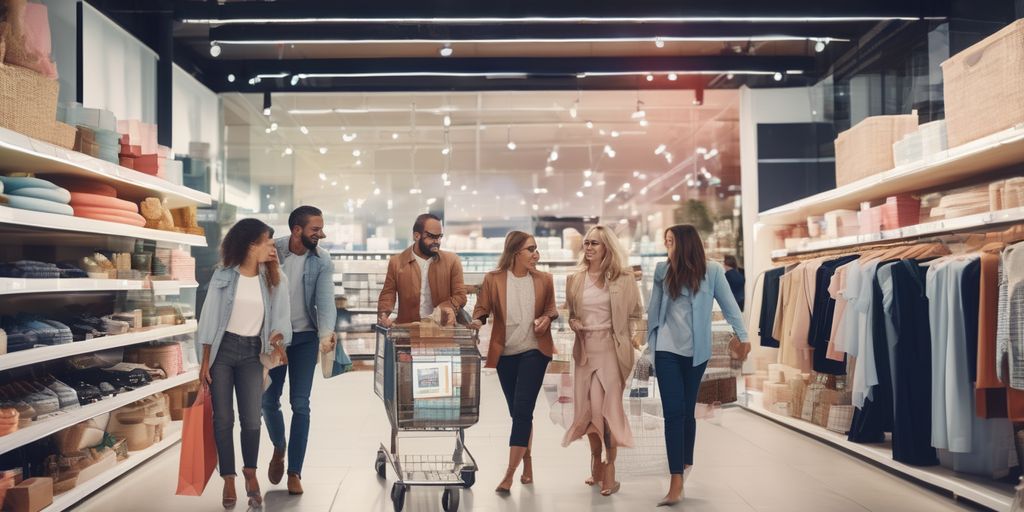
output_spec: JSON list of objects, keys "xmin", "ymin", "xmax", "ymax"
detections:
[{"xmin": 646, "ymin": 224, "xmax": 749, "ymax": 506}]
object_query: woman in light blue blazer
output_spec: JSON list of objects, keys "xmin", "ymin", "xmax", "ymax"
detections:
[
  {"xmin": 197, "ymin": 218, "xmax": 292, "ymax": 509},
  {"xmin": 646, "ymin": 224, "xmax": 749, "ymax": 506}
]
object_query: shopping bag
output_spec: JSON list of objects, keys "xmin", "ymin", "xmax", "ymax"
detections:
[
  {"xmin": 175, "ymin": 388, "xmax": 216, "ymax": 496},
  {"xmin": 320, "ymin": 335, "xmax": 353, "ymax": 378}
]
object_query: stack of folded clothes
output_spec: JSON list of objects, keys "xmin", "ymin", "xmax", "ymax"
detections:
[
  {"xmin": 118, "ymin": 120, "xmax": 159, "ymax": 175},
  {"xmin": 44, "ymin": 177, "xmax": 146, "ymax": 227},
  {"xmin": 170, "ymin": 250, "xmax": 196, "ymax": 282},
  {"xmin": 0, "ymin": 176, "xmax": 73, "ymax": 215},
  {"xmin": 0, "ymin": 260, "xmax": 87, "ymax": 279},
  {"xmin": 64, "ymin": 314, "xmax": 108, "ymax": 342},
  {"xmin": 0, "ymin": 316, "xmax": 73, "ymax": 352}
]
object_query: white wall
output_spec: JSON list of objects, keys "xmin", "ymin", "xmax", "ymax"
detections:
[
  {"xmin": 81, "ymin": 3, "xmax": 157, "ymax": 123},
  {"xmin": 39, "ymin": 0, "xmax": 77, "ymax": 105}
]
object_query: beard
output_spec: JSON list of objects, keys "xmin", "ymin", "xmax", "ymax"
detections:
[
  {"xmin": 301, "ymin": 233, "xmax": 319, "ymax": 251},
  {"xmin": 417, "ymin": 237, "xmax": 439, "ymax": 257}
]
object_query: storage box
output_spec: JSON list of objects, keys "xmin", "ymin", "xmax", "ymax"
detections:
[
  {"xmin": 6, "ymin": 477, "xmax": 53, "ymax": 512},
  {"xmin": 941, "ymin": 19, "xmax": 1024, "ymax": 148},
  {"xmin": 881, "ymin": 194, "xmax": 921, "ymax": 230},
  {"xmin": 826, "ymin": 405, "xmax": 855, "ymax": 433},
  {"xmin": 834, "ymin": 114, "xmax": 918, "ymax": 186},
  {"xmin": 824, "ymin": 210, "xmax": 859, "ymax": 239}
]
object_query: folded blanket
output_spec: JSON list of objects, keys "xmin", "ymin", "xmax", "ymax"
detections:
[
  {"xmin": 73, "ymin": 210, "xmax": 147, "ymax": 227},
  {"xmin": 2, "ymin": 195, "xmax": 74, "ymax": 216},
  {"xmin": 69, "ymin": 192, "xmax": 138, "ymax": 213},
  {"xmin": 43, "ymin": 177, "xmax": 117, "ymax": 198},
  {"xmin": 7, "ymin": 186, "xmax": 71, "ymax": 204},
  {"xmin": 0, "ymin": 176, "xmax": 59, "ymax": 192}
]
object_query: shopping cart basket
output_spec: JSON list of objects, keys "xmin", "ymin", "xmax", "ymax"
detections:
[{"xmin": 373, "ymin": 324, "xmax": 481, "ymax": 512}]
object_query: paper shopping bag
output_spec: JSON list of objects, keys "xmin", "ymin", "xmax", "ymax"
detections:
[{"xmin": 175, "ymin": 387, "xmax": 216, "ymax": 496}]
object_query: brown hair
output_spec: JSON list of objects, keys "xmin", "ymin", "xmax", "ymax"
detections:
[
  {"xmin": 221, "ymin": 218, "xmax": 281, "ymax": 289},
  {"xmin": 665, "ymin": 224, "xmax": 706, "ymax": 299},
  {"xmin": 496, "ymin": 230, "xmax": 533, "ymax": 272}
]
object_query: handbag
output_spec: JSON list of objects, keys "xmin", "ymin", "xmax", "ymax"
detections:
[
  {"xmin": 126, "ymin": 343, "xmax": 183, "ymax": 378},
  {"xmin": 53, "ymin": 413, "xmax": 109, "ymax": 455},
  {"xmin": 320, "ymin": 334, "xmax": 353, "ymax": 379},
  {"xmin": 176, "ymin": 388, "xmax": 217, "ymax": 496},
  {"xmin": 728, "ymin": 335, "xmax": 751, "ymax": 361},
  {"xmin": 634, "ymin": 345, "xmax": 653, "ymax": 381}
]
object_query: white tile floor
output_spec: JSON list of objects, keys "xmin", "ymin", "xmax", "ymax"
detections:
[{"xmin": 75, "ymin": 370, "xmax": 980, "ymax": 512}]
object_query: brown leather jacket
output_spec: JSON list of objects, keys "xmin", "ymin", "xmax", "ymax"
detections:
[
  {"xmin": 473, "ymin": 269, "xmax": 558, "ymax": 368},
  {"xmin": 377, "ymin": 246, "xmax": 467, "ymax": 324}
]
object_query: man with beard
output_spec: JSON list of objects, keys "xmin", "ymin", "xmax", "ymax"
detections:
[
  {"xmin": 378, "ymin": 213, "xmax": 467, "ymax": 327},
  {"xmin": 266, "ymin": 205, "xmax": 349, "ymax": 495}
]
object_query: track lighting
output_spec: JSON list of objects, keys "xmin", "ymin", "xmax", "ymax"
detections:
[
  {"xmin": 262, "ymin": 92, "xmax": 272, "ymax": 116},
  {"xmin": 209, "ymin": 43, "xmax": 221, "ymax": 57},
  {"xmin": 439, "ymin": 45, "xmax": 453, "ymax": 57}
]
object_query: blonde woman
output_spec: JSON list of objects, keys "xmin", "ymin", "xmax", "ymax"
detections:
[
  {"xmin": 562, "ymin": 226, "xmax": 642, "ymax": 496},
  {"xmin": 470, "ymin": 231, "xmax": 558, "ymax": 493}
]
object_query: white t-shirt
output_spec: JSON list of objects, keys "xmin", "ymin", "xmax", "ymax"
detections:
[
  {"xmin": 283, "ymin": 251, "xmax": 315, "ymax": 333},
  {"xmin": 504, "ymin": 273, "xmax": 539, "ymax": 356},
  {"xmin": 415, "ymin": 253, "xmax": 434, "ymax": 320},
  {"xmin": 225, "ymin": 274, "xmax": 264, "ymax": 336}
]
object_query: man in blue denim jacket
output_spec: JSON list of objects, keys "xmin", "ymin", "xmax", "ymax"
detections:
[{"xmin": 263, "ymin": 205, "xmax": 348, "ymax": 494}]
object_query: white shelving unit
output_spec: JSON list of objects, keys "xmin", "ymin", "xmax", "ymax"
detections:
[
  {"xmin": 0, "ymin": 205, "xmax": 207, "ymax": 247},
  {"xmin": 0, "ymin": 278, "xmax": 198, "ymax": 296},
  {"xmin": 739, "ymin": 392, "xmax": 1014, "ymax": 511},
  {"xmin": 0, "ymin": 370, "xmax": 197, "ymax": 456},
  {"xmin": 772, "ymin": 206, "xmax": 1024, "ymax": 259},
  {"xmin": 0, "ymin": 321, "xmax": 197, "ymax": 372},
  {"xmin": 758, "ymin": 124, "xmax": 1024, "ymax": 226},
  {"xmin": 44, "ymin": 422, "xmax": 183, "ymax": 512},
  {"xmin": 0, "ymin": 127, "xmax": 210, "ymax": 209}
]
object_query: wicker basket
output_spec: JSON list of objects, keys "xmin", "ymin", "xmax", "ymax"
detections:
[
  {"xmin": 0, "ymin": 62, "xmax": 74, "ymax": 148},
  {"xmin": 942, "ymin": 19, "xmax": 1024, "ymax": 148},
  {"xmin": 834, "ymin": 114, "xmax": 918, "ymax": 186}
]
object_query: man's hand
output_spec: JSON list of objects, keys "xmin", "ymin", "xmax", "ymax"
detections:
[
  {"xmin": 533, "ymin": 316, "xmax": 552, "ymax": 335},
  {"xmin": 439, "ymin": 305, "xmax": 456, "ymax": 327},
  {"xmin": 378, "ymin": 313, "xmax": 394, "ymax": 328},
  {"xmin": 320, "ymin": 332, "xmax": 336, "ymax": 354},
  {"xmin": 468, "ymin": 319, "xmax": 483, "ymax": 331}
]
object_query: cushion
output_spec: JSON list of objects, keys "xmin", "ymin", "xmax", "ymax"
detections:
[
  {"xmin": 0, "ymin": 175, "xmax": 59, "ymax": 192},
  {"xmin": 69, "ymin": 192, "xmax": 138, "ymax": 213},
  {"xmin": 43, "ymin": 177, "xmax": 117, "ymax": 198},
  {"xmin": 3, "ymin": 194, "xmax": 74, "ymax": 215},
  {"xmin": 7, "ymin": 186, "xmax": 70, "ymax": 204},
  {"xmin": 74, "ymin": 210, "xmax": 146, "ymax": 227}
]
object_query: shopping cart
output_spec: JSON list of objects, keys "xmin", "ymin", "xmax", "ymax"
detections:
[{"xmin": 373, "ymin": 324, "xmax": 481, "ymax": 512}]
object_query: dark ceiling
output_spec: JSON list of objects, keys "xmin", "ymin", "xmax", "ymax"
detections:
[{"xmin": 86, "ymin": 0, "xmax": 949, "ymax": 94}]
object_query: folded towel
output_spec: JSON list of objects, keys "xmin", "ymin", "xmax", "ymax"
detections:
[
  {"xmin": 2, "ymin": 195, "xmax": 74, "ymax": 216},
  {"xmin": 43, "ymin": 177, "xmax": 117, "ymax": 198},
  {"xmin": 7, "ymin": 186, "xmax": 71, "ymax": 204},
  {"xmin": 0, "ymin": 176, "xmax": 59, "ymax": 192},
  {"xmin": 69, "ymin": 192, "xmax": 138, "ymax": 213},
  {"xmin": 74, "ymin": 210, "xmax": 146, "ymax": 227}
]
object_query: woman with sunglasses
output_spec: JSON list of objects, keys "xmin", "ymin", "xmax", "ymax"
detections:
[
  {"xmin": 647, "ymin": 224, "xmax": 748, "ymax": 506},
  {"xmin": 562, "ymin": 225, "xmax": 643, "ymax": 496},
  {"xmin": 470, "ymin": 231, "xmax": 558, "ymax": 494}
]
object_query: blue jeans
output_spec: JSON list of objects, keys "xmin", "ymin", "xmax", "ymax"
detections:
[
  {"xmin": 496, "ymin": 349, "xmax": 550, "ymax": 447},
  {"xmin": 655, "ymin": 351, "xmax": 708, "ymax": 474},
  {"xmin": 262, "ymin": 331, "xmax": 319, "ymax": 475},
  {"xmin": 211, "ymin": 332, "xmax": 264, "ymax": 477}
]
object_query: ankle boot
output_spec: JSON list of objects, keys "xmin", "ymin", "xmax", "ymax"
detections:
[
  {"xmin": 268, "ymin": 447, "xmax": 285, "ymax": 485},
  {"xmin": 287, "ymin": 472, "xmax": 303, "ymax": 495}
]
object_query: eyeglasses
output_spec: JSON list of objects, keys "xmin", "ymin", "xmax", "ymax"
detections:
[
  {"xmin": 422, "ymin": 230, "xmax": 444, "ymax": 240},
  {"xmin": 582, "ymin": 240, "xmax": 602, "ymax": 247}
]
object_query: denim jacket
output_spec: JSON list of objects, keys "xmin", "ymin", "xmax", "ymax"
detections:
[
  {"xmin": 647, "ymin": 260, "xmax": 749, "ymax": 369},
  {"xmin": 274, "ymin": 237, "xmax": 338, "ymax": 339},
  {"xmin": 196, "ymin": 265, "xmax": 293, "ymax": 364}
]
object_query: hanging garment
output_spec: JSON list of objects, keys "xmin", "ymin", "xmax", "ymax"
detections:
[
  {"xmin": 888, "ymin": 259, "xmax": 939, "ymax": 466},
  {"xmin": 759, "ymin": 267, "xmax": 785, "ymax": 348},
  {"xmin": 1003, "ymin": 242, "xmax": 1024, "ymax": 390},
  {"xmin": 809, "ymin": 255, "xmax": 859, "ymax": 375},
  {"xmin": 848, "ymin": 261, "xmax": 897, "ymax": 444},
  {"xmin": 928, "ymin": 256, "xmax": 977, "ymax": 453},
  {"xmin": 975, "ymin": 244, "xmax": 1024, "ymax": 420},
  {"xmin": 961, "ymin": 259, "xmax": 981, "ymax": 383}
]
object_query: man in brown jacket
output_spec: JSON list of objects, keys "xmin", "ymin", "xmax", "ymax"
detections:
[{"xmin": 377, "ymin": 213, "xmax": 467, "ymax": 326}]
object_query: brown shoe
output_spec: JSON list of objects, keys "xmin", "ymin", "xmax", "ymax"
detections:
[
  {"xmin": 287, "ymin": 472, "xmax": 303, "ymax": 495},
  {"xmin": 268, "ymin": 448, "xmax": 285, "ymax": 485}
]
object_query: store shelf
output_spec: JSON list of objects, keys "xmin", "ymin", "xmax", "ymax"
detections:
[
  {"xmin": 45, "ymin": 422, "xmax": 183, "ymax": 512},
  {"xmin": 0, "ymin": 127, "xmax": 210, "ymax": 209},
  {"xmin": 0, "ymin": 205, "xmax": 207, "ymax": 247},
  {"xmin": 0, "ymin": 321, "xmax": 197, "ymax": 373},
  {"xmin": 0, "ymin": 370, "xmax": 197, "ymax": 456},
  {"xmin": 758, "ymin": 124, "xmax": 1024, "ymax": 225},
  {"xmin": 739, "ymin": 392, "xmax": 1014, "ymax": 511},
  {"xmin": 150, "ymin": 280, "xmax": 199, "ymax": 296},
  {"xmin": 771, "ymin": 206, "xmax": 1024, "ymax": 259},
  {"xmin": 0, "ymin": 278, "xmax": 198, "ymax": 296}
]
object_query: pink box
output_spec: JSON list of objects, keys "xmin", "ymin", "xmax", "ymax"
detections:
[{"xmin": 881, "ymin": 194, "xmax": 921, "ymax": 230}]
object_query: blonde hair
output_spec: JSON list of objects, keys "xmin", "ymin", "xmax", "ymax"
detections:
[
  {"xmin": 496, "ymin": 230, "xmax": 534, "ymax": 272},
  {"xmin": 577, "ymin": 225, "xmax": 629, "ymax": 284}
]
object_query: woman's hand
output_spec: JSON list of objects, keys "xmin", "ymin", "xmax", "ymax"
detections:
[
  {"xmin": 568, "ymin": 318, "xmax": 584, "ymax": 334},
  {"xmin": 200, "ymin": 362, "xmax": 212, "ymax": 386},
  {"xmin": 533, "ymin": 316, "xmax": 552, "ymax": 335}
]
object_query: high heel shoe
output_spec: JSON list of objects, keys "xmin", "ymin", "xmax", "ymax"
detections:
[
  {"xmin": 520, "ymin": 455, "xmax": 533, "ymax": 485},
  {"xmin": 222, "ymin": 476, "xmax": 237, "ymax": 509},
  {"xmin": 242, "ymin": 469, "xmax": 262, "ymax": 508}
]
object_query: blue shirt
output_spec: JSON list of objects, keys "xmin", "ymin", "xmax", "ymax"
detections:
[
  {"xmin": 274, "ymin": 237, "xmax": 338, "ymax": 339},
  {"xmin": 656, "ymin": 290, "xmax": 694, "ymax": 357},
  {"xmin": 196, "ymin": 265, "xmax": 293, "ymax": 364},
  {"xmin": 647, "ymin": 261, "xmax": 749, "ymax": 369}
]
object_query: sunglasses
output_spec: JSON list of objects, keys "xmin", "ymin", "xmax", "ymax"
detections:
[{"xmin": 583, "ymin": 240, "xmax": 602, "ymax": 247}]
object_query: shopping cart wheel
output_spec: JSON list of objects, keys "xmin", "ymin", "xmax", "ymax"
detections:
[
  {"xmin": 442, "ymin": 486, "xmax": 460, "ymax": 512},
  {"xmin": 375, "ymin": 450, "xmax": 387, "ymax": 479},
  {"xmin": 460, "ymin": 469, "xmax": 475, "ymax": 489},
  {"xmin": 390, "ymin": 483, "xmax": 406, "ymax": 512}
]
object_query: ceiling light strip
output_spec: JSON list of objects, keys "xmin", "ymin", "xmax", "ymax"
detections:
[
  {"xmin": 212, "ymin": 35, "xmax": 850, "ymax": 45},
  {"xmin": 183, "ymin": 16, "xmax": 922, "ymax": 25},
  {"xmin": 277, "ymin": 70, "xmax": 791, "ymax": 81}
]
